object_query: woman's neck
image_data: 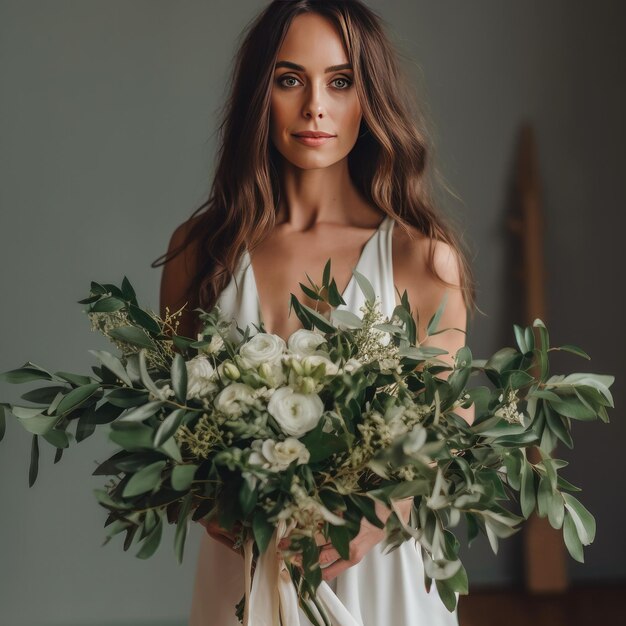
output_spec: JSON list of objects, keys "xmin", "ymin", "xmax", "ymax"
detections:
[{"xmin": 275, "ymin": 156, "xmax": 377, "ymax": 230}]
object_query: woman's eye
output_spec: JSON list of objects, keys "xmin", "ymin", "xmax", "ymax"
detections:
[
  {"xmin": 332, "ymin": 77, "xmax": 353, "ymax": 90},
  {"xmin": 278, "ymin": 76, "xmax": 301, "ymax": 88}
]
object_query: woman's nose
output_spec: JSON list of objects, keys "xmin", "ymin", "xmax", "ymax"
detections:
[{"xmin": 302, "ymin": 83, "xmax": 326, "ymax": 118}]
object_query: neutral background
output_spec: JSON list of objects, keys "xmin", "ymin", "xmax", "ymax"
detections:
[{"xmin": 1, "ymin": 1, "xmax": 624, "ymax": 625}]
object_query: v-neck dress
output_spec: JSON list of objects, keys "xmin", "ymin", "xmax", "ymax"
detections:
[{"xmin": 189, "ymin": 215, "xmax": 460, "ymax": 626}]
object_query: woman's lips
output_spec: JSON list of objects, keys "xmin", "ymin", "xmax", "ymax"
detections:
[{"xmin": 292, "ymin": 134, "xmax": 335, "ymax": 147}]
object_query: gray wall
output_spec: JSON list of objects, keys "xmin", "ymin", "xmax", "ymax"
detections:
[{"xmin": 1, "ymin": 1, "xmax": 624, "ymax": 624}]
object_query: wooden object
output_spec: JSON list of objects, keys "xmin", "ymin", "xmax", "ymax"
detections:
[{"xmin": 509, "ymin": 124, "xmax": 568, "ymax": 592}]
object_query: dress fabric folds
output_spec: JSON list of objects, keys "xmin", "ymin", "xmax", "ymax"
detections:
[{"xmin": 189, "ymin": 215, "xmax": 460, "ymax": 626}]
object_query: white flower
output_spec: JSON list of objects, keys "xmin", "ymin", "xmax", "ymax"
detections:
[
  {"xmin": 186, "ymin": 355, "xmax": 217, "ymax": 399},
  {"xmin": 239, "ymin": 333, "xmax": 286, "ymax": 367},
  {"xmin": 149, "ymin": 383, "xmax": 175, "ymax": 402},
  {"xmin": 495, "ymin": 389, "xmax": 525, "ymax": 424},
  {"xmin": 197, "ymin": 332, "xmax": 225, "ymax": 355},
  {"xmin": 248, "ymin": 438, "xmax": 310, "ymax": 472},
  {"xmin": 287, "ymin": 329, "xmax": 327, "ymax": 357},
  {"xmin": 258, "ymin": 361, "xmax": 286, "ymax": 388},
  {"xmin": 267, "ymin": 387, "xmax": 324, "ymax": 437},
  {"xmin": 301, "ymin": 354, "xmax": 339, "ymax": 376},
  {"xmin": 214, "ymin": 382, "xmax": 256, "ymax": 416},
  {"xmin": 342, "ymin": 358, "xmax": 363, "ymax": 373}
]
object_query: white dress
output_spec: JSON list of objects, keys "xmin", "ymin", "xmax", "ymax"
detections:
[{"xmin": 189, "ymin": 215, "xmax": 459, "ymax": 626}]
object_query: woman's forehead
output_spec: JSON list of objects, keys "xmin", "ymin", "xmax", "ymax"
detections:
[{"xmin": 276, "ymin": 13, "xmax": 349, "ymax": 67}]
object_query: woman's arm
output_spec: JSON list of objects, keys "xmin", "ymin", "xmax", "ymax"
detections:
[
  {"xmin": 159, "ymin": 219, "xmax": 200, "ymax": 340},
  {"xmin": 413, "ymin": 240, "xmax": 475, "ymax": 426},
  {"xmin": 159, "ymin": 221, "xmax": 240, "ymax": 550},
  {"xmin": 316, "ymin": 238, "xmax": 475, "ymax": 581}
]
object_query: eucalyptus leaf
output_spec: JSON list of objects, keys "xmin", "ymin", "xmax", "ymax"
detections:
[
  {"xmin": 56, "ymin": 383, "xmax": 100, "ymax": 416},
  {"xmin": 154, "ymin": 409, "xmax": 186, "ymax": 447},
  {"xmin": 171, "ymin": 464, "xmax": 198, "ymax": 491},
  {"xmin": 89, "ymin": 350, "xmax": 133, "ymax": 387},
  {"xmin": 171, "ymin": 354, "xmax": 187, "ymax": 404},
  {"xmin": 122, "ymin": 460, "xmax": 167, "ymax": 498}
]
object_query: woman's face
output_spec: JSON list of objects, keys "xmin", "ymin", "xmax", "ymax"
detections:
[{"xmin": 269, "ymin": 13, "xmax": 362, "ymax": 170}]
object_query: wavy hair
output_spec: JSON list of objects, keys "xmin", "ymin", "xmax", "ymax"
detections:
[{"xmin": 152, "ymin": 0, "xmax": 477, "ymax": 334}]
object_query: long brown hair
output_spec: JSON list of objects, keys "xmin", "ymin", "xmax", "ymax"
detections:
[{"xmin": 152, "ymin": 0, "xmax": 478, "ymax": 332}]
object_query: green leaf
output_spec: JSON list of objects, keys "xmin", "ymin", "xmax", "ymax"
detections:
[
  {"xmin": 350, "ymin": 494, "xmax": 385, "ymax": 529},
  {"xmin": 299, "ymin": 282, "xmax": 322, "ymax": 301},
  {"xmin": 253, "ymin": 511, "xmax": 274, "ymax": 554},
  {"xmin": 484, "ymin": 347, "xmax": 519, "ymax": 374},
  {"xmin": 158, "ymin": 435, "xmax": 182, "ymax": 462},
  {"xmin": 56, "ymin": 383, "xmax": 100, "ymax": 416},
  {"xmin": 299, "ymin": 303, "xmax": 336, "ymax": 333},
  {"xmin": 435, "ymin": 578, "xmax": 459, "ymax": 612},
  {"xmin": 109, "ymin": 423, "xmax": 154, "ymax": 450},
  {"xmin": 547, "ymin": 492, "xmax": 565, "ymax": 529},
  {"xmin": 20, "ymin": 385, "xmax": 68, "ymax": 404},
  {"xmin": 122, "ymin": 460, "xmax": 167, "ymax": 498},
  {"xmin": 544, "ymin": 404, "xmax": 573, "ymax": 449},
  {"xmin": 328, "ymin": 524, "xmax": 351, "ymax": 561},
  {"xmin": 121, "ymin": 276, "xmax": 137, "ymax": 303},
  {"xmin": 89, "ymin": 350, "xmax": 133, "ymax": 387},
  {"xmin": 557, "ymin": 344, "xmax": 590, "ymax": 359},
  {"xmin": 136, "ymin": 516, "xmax": 163, "ymax": 559},
  {"xmin": 54, "ymin": 371, "xmax": 93, "ymax": 387},
  {"xmin": 119, "ymin": 400, "xmax": 164, "ymax": 423},
  {"xmin": 239, "ymin": 477, "xmax": 257, "ymax": 516},
  {"xmin": 138, "ymin": 349, "xmax": 160, "ymax": 396},
  {"xmin": 331, "ymin": 309, "xmax": 363, "ymax": 329},
  {"xmin": 322, "ymin": 259, "xmax": 331, "ymax": 289},
  {"xmin": 0, "ymin": 367, "xmax": 53, "ymax": 383},
  {"xmin": 154, "ymin": 408, "xmax": 186, "ymax": 447},
  {"xmin": 17, "ymin": 412, "xmax": 58, "ymax": 435},
  {"xmin": 29, "ymin": 434, "xmax": 39, "ymax": 487},
  {"xmin": 0, "ymin": 405, "xmax": 5, "ymax": 442},
  {"xmin": 90, "ymin": 296, "xmax": 126, "ymax": 312},
  {"xmin": 426, "ymin": 291, "xmax": 449, "ymax": 336},
  {"xmin": 563, "ymin": 509, "xmax": 584, "ymax": 562},
  {"xmin": 520, "ymin": 460, "xmax": 536, "ymax": 518},
  {"xmin": 128, "ymin": 303, "xmax": 161, "ymax": 335},
  {"xmin": 513, "ymin": 324, "xmax": 528, "ymax": 353},
  {"xmin": 109, "ymin": 326, "xmax": 156, "ymax": 350},
  {"xmin": 547, "ymin": 397, "xmax": 596, "ymax": 420},
  {"xmin": 352, "ymin": 269, "xmax": 375, "ymax": 303},
  {"xmin": 171, "ymin": 354, "xmax": 187, "ymax": 404},
  {"xmin": 562, "ymin": 493, "xmax": 596, "ymax": 545},
  {"xmin": 43, "ymin": 429, "xmax": 70, "ymax": 448},
  {"xmin": 536, "ymin": 474, "xmax": 552, "ymax": 518},
  {"xmin": 175, "ymin": 492, "xmax": 193, "ymax": 564},
  {"xmin": 171, "ymin": 464, "xmax": 198, "ymax": 491}
]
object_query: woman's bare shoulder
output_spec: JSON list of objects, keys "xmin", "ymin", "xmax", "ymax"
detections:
[
  {"xmin": 391, "ymin": 220, "xmax": 465, "ymax": 338},
  {"xmin": 392, "ymin": 221, "xmax": 461, "ymax": 287},
  {"xmin": 159, "ymin": 214, "xmax": 203, "ymax": 320}
]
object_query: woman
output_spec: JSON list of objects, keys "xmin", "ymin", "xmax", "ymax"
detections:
[{"xmin": 154, "ymin": 1, "xmax": 477, "ymax": 624}]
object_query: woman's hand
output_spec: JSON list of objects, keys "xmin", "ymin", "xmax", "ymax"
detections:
[
  {"xmin": 199, "ymin": 517, "xmax": 243, "ymax": 557},
  {"xmin": 318, "ymin": 497, "xmax": 412, "ymax": 582},
  {"xmin": 278, "ymin": 497, "xmax": 413, "ymax": 582}
]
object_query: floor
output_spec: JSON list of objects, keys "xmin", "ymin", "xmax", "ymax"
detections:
[{"xmin": 458, "ymin": 583, "xmax": 625, "ymax": 626}]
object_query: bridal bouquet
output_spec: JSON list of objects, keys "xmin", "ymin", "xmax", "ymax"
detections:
[{"xmin": 0, "ymin": 263, "xmax": 613, "ymax": 625}]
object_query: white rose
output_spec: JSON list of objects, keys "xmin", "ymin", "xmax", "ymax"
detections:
[
  {"xmin": 248, "ymin": 437, "xmax": 310, "ymax": 472},
  {"xmin": 301, "ymin": 354, "xmax": 339, "ymax": 376},
  {"xmin": 214, "ymin": 382, "xmax": 256, "ymax": 416},
  {"xmin": 287, "ymin": 329, "xmax": 327, "ymax": 357},
  {"xmin": 267, "ymin": 387, "xmax": 324, "ymax": 437},
  {"xmin": 186, "ymin": 355, "xmax": 217, "ymax": 399},
  {"xmin": 239, "ymin": 333, "xmax": 286, "ymax": 367}
]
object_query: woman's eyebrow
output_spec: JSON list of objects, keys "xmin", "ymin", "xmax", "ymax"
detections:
[{"xmin": 274, "ymin": 61, "xmax": 353, "ymax": 73}]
